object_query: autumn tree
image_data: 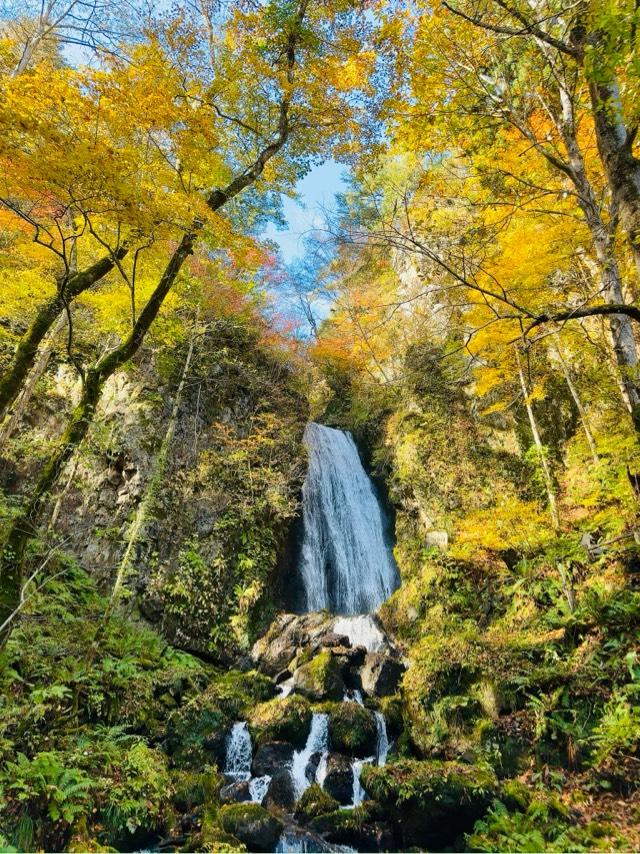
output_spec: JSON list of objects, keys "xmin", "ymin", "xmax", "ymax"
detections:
[{"xmin": 0, "ymin": 0, "xmax": 375, "ymax": 640}]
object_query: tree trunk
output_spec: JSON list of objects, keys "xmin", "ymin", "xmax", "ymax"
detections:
[
  {"xmin": 552, "ymin": 338, "xmax": 599, "ymax": 465},
  {"xmin": 0, "ymin": 314, "xmax": 67, "ymax": 447},
  {"xmin": 556, "ymin": 88, "xmax": 640, "ymax": 430},
  {"xmin": 516, "ymin": 348, "xmax": 561, "ymax": 530},
  {"xmin": 0, "ymin": 248, "xmax": 127, "ymax": 422},
  {"xmin": 587, "ymin": 69, "xmax": 640, "ymax": 276}
]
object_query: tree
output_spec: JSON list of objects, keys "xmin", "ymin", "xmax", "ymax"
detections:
[
  {"xmin": 0, "ymin": 0, "xmax": 374, "ymax": 640},
  {"xmin": 440, "ymin": 0, "xmax": 640, "ymax": 278},
  {"xmin": 370, "ymin": 1, "xmax": 640, "ymax": 428}
]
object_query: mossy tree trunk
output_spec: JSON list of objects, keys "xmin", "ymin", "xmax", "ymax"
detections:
[
  {"xmin": 0, "ymin": 231, "xmax": 196, "ymax": 641},
  {"xmin": 516, "ymin": 347, "xmax": 560, "ymax": 531},
  {"xmin": 0, "ymin": 247, "xmax": 128, "ymax": 422}
]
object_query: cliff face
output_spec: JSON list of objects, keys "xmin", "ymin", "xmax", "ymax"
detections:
[{"xmin": 0, "ymin": 318, "xmax": 308, "ymax": 659}]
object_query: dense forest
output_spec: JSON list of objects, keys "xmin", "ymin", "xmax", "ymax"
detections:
[{"xmin": 0, "ymin": 1, "xmax": 639, "ymax": 851}]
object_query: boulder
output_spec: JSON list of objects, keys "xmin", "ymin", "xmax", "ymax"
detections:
[
  {"xmin": 218, "ymin": 803, "xmax": 283, "ymax": 852},
  {"xmin": 294, "ymin": 783, "xmax": 340, "ymax": 822},
  {"xmin": 251, "ymin": 613, "xmax": 335, "ymax": 676},
  {"xmin": 323, "ymin": 753, "xmax": 354, "ymax": 805},
  {"xmin": 249, "ymin": 695, "xmax": 312, "ymax": 750},
  {"xmin": 327, "ymin": 701, "xmax": 377, "ymax": 758},
  {"xmin": 293, "ymin": 650, "xmax": 344, "ymax": 701},
  {"xmin": 252, "ymin": 741, "xmax": 294, "ymax": 777},
  {"xmin": 322, "ymin": 632, "xmax": 350, "ymax": 647},
  {"xmin": 330, "ymin": 645, "xmax": 366, "ymax": 669},
  {"xmin": 311, "ymin": 804, "xmax": 396, "ymax": 852},
  {"xmin": 220, "ymin": 780, "xmax": 251, "ymax": 803},
  {"xmin": 360, "ymin": 653, "xmax": 404, "ymax": 697},
  {"xmin": 361, "ymin": 759, "xmax": 498, "ymax": 850},
  {"xmin": 263, "ymin": 769, "xmax": 296, "ymax": 810}
]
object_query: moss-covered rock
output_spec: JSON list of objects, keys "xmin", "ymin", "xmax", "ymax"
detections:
[
  {"xmin": 294, "ymin": 784, "xmax": 340, "ymax": 821},
  {"xmin": 248, "ymin": 695, "xmax": 312, "ymax": 750},
  {"xmin": 293, "ymin": 650, "xmax": 344, "ymax": 701},
  {"xmin": 378, "ymin": 694, "xmax": 403, "ymax": 738},
  {"xmin": 361, "ymin": 759, "xmax": 498, "ymax": 849},
  {"xmin": 199, "ymin": 807, "xmax": 248, "ymax": 853},
  {"xmin": 310, "ymin": 802, "xmax": 395, "ymax": 851},
  {"xmin": 327, "ymin": 701, "xmax": 377, "ymax": 757},
  {"xmin": 218, "ymin": 803, "xmax": 283, "ymax": 852}
]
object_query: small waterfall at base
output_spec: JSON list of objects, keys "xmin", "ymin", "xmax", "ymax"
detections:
[
  {"xmin": 297, "ymin": 423, "xmax": 399, "ymax": 614},
  {"xmin": 249, "ymin": 775, "xmax": 271, "ymax": 804},
  {"xmin": 374, "ymin": 712, "xmax": 389, "ymax": 766},
  {"xmin": 291, "ymin": 713, "xmax": 329, "ymax": 798},
  {"xmin": 276, "ymin": 830, "xmax": 357, "ymax": 853},
  {"xmin": 224, "ymin": 721, "xmax": 252, "ymax": 781},
  {"xmin": 350, "ymin": 757, "xmax": 373, "ymax": 807}
]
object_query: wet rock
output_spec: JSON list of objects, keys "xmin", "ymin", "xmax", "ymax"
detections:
[
  {"xmin": 323, "ymin": 753, "xmax": 354, "ymax": 805},
  {"xmin": 330, "ymin": 645, "xmax": 366, "ymax": 667},
  {"xmin": 305, "ymin": 751, "xmax": 322, "ymax": 783},
  {"xmin": 252, "ymin": 741, "xmax": 295, "ymax": 777},
  {"xmin": 322, "ymin": 632, "xmax": 350, "ymax": 648},
  {"xmin": 263, "ymin": 769, "xmax": 296, "ymax": 810},
  {"xmin": 327, "ymin": 701, "xmax": 377, "ymax": 758},
  {"xmin": 251, "ymin": 612, "xmax": 342, "ymax": 676},
  {"xmin": 274, "ymin": 668, "xmax": 292, "ymax": 685},
  {"xmin": 294, "ymin": 784, "xmax": 340, "ymax": 821},
  {"xmin": 360, "ymin": 653, "xmax": 404, "ymax": 697},
  {"xmin": 220, "ymin": 780, "xmax": 251, "ymax": 803},
  {"xmin": 218, "ymin": 803, "xmax": 283, "ymax": 852},
  {"xmin": 293, "ymin": 650, "xmax": 344, "ymax": 701},
  {"xmin": 202, "ymin": 730, "xmax": 229, "ymax": 764},
  {"xmin": 311, "ymin": 805, "xmax": 396, "ymax": 853}
]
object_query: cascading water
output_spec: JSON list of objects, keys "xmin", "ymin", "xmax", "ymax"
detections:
[
  {"xmin": 291, "ymin": 713, "xmax": 330, "ymax": 798},
  {"xmin": 350, "ymin": 758, "xmax": 372, "ymax": 808},
  {"xmin": 374, "ymin": 712, "xmax": 389, "ymax": 766},
  {"xmin": 249, "ymin": 775, "xmax": 271, "ymax": 804},
  {"xmin": 333, "ymin": 615, "xmax": 387, "ymax": 653},
  {"xmin": 296, "ymin": 423, "xmax": 399, "ymax": 614},
  {"xmin": 224, "ymin": 721, "xmax": 252, "ymax": 781}
]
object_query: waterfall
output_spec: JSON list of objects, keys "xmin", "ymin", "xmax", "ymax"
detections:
[
  {"xmin": 343, "ymin": 688, "xmax": 364, "ymax": 705},
  {"xmin": 249, "ymin": 775, "xmax": 271, "ymax": 804},
  {"xmin": 374, "ymin": 712, "xmax": 389, "ymax": 766},
  {"xmin": 333, "ymin": 615, "xmax": 386, "ymax": 652},
  {"xmin": 351, "ymin": 757, "xmax": 372, "ymax": 807},
  {"xmin": 291, "ymin": 713, "xmax": 329, "ymax": 798},
  {"xmin": 224, "ymin": 721, "xmax": 252, "ymax": 781},
  {"xmin": 297, "ymin": 423, "xmax": 399, "ymax": 615}
]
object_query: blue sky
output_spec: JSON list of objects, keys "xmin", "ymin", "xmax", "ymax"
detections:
[{"xmin": 264, "ymin": 160, "xmax": 346, "ymax": 264}]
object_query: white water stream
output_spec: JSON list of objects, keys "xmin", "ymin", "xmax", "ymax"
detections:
[
  {"xmin": 224, "ymin": 721, "xmax": 252, "ymax": 781},
  {"xmin": 291, "ymin": 712, "xmax": 330, "ymax": 798},
  {"xmin": 297, "ymin": 423, "xmax": 399, "ymax": 614}
]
